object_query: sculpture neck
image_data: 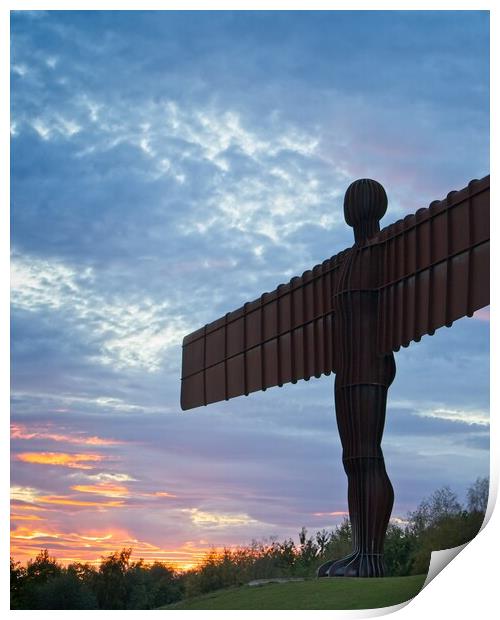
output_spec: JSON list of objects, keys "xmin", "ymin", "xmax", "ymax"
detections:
[{"xmin": 353, "ymin": 219, "xmax": 380, "ymax": 246}]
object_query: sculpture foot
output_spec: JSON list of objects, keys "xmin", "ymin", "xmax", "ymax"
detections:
[
  {"xmin": 325, "ymin": 552, "xmax": 358, "ymax": 577},
  {"xmin": 317, "ymin": 552, "xmax": 357, "ymax": 578},
  {"xmin": 328, "ymin": 552, "xmax": 386, "ymax": 578},
  {"xmin": 316, "ymin": 559, "xmax": 335, "ymax": 577}
]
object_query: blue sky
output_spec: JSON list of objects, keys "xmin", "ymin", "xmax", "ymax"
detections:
[{"xmin": 10, "ymin": 10, "xmax": 489, "ymax": 568}]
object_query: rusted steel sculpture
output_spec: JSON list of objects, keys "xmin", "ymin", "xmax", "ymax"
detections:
[{"xmin": 180, "ymin": 175, "xmax": 490, "ymax": 577}]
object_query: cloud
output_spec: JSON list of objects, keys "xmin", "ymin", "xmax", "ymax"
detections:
[
  {"xmin": 11, "ymin": 486, "xmax": 44, "ymax": 504},
  {"xmin": 11, "ymin": 253, "xmax": 189, "ymax": 372},
  {"xmin": 70, "ymin": 483, "xmax": 130, "ymax": 498},
  {"xmin": 80, "ymin": 473, "xmax": 137, "ymax": 483},
  {"xmin": 12, "ymin": 528, "xmax": 60, "ymax": 540},
  {"xmin": 67, "ymin": 483, "xmax": 177, "ymax": 500},
  {"xmin": 417, "ymin": 408, "xmax": 489, "ymax": 427},
  {"xmin": 11, "ymin": 391, "xmax": 163, "ymax": 415},
  {"xmin": 141, "ymin": 491, "xmax": 177, "ymax": 499},
  {"xmin": 11, "ymin": 422, "xmax": 124, "ymax": 446},
  {"xmin": 384, "ymin": 402, "xmax": 489, "ymax": 438},
  {"xmin": 390, "ymin": 517, "xmax": 410, "ymax": 527},
  {"xmin": 10, "ymin": 485, "xmax": 125, "ymax": 509},
  {"xmin": 182, "ymin": 508, "xmax": 261, "ymax": 528},
  {"xmin": 16, "ymin": 452, "xmax": 107, "ymax": 470},
  {"xmin": 30, "ymin": 115, "xmax": 81, "ymax": 140},
  {"xmin": 37, "ymin": 496, "xmax": 125, "ymax": 508},
  {"xmin": 11, "ymin": 513, "xmax": 45, "ymax": 522}
]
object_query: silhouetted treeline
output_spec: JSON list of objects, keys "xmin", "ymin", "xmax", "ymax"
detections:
[
  {"xmin": 11, "ymin": 477, "xmax": 488, "ymax": 609},
  {"xmin": 10, "ymin": 548, "xmax": 183, "ymax": 609}
]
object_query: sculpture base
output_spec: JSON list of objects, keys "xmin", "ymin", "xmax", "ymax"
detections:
[{"xmin": 317, "ymin": 553, "xmax": 386, "ymax": 578}]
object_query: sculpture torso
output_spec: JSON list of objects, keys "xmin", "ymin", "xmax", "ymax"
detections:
[{"xmin": 333, "ymin": 245, "xmax": 396, "ymax": 388}]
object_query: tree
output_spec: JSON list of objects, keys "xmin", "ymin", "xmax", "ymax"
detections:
[
  {"xmin": 124, "ymin": 559, "xmax": 155, "ymax": 609},
  {"xmin": 298, "ymin": 527, "xmax": 318, "ymax": 565},
  {"xmin": 67, "ymin": 561, "xmax": 98, "ymax": 583},
  {"xmin": 467, "ymin": 476, "xmax": 489, "ymax": 514},
  {"xmin": 326, "ymin": 518, "xmax": 352, "ymax": 557},
  {"xmin": 315, "ymin": 529, "xmax": 330, "ymax": 555},
  {"xmin": 383, "ymin": 524, "xmax": 415, "ymax": 577},
  {"xmin": 407, "ymin": 486, "xmax": 462, "ymax": 536},
  {"xmin": 10, "ymin": 557, "xmax": 26, "ymax": 609},
  {"xmin": 26, "ymin": 549, "xmax": 62, "ymax": 584},
  {"xmin": 96, "ymin": 548, "xmax": 132, "ymax": 609},
  {"xmin": 148, "ymin": 562, "xmax": 183, "ymax": 608},
  {"xmin": 407, "ymin": 480, "xmax": 488, "ymax": 575}
]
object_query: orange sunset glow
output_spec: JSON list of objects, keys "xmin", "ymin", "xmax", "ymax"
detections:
[
  {"xmin": 11, "ymin": 481, "xmax": 209, "ymax": 570},
  {"xmin": 16, "ymin": 452, "xmax": 106, "ymax": 469},
  {"xmin": 71, "ymin": 483, "xmax": 130, "ymax": 497},
  {"xmin": 35, "ymin": 496, "xmax": 126, "ymax": 508},
  {"xmin": 10, "ymin": 523, "xmax": 210, "ymax": 571}
]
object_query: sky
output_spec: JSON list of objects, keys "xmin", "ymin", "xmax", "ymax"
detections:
[{"xmin": 10, "ymin": 10, "xmax": 489, "ymax": 570}]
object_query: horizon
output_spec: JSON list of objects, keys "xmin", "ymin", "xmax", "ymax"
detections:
[
  {"xmin": 11, "ymin": 10, "xmax": 489, "ymax": 569},
  {"xmin": 8, "ymin": 479, "xmax": 485, "ymax": 571}
]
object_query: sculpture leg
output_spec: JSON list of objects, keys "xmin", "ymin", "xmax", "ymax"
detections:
[{"xmin": 326, "ymin": 383, "xmax": 394, "ymax": 577}]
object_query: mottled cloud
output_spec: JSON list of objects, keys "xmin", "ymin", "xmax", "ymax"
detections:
[{"xmin": 11, "ymin": 253, "xmax": 189, "ymax": 371}]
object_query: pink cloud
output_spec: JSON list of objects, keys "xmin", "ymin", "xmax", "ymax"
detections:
[{"xmin": 11, "ymin": 423, "xmax": 124, "ymax": 446}]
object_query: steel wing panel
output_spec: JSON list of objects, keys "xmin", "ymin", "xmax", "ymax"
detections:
[
  {"xmin": 373, "ymin": 176, "xmax": 490, "ymax": 354},
  {"xmin": 180, "ymin": 252, "xmax": 347, "ymax": 410}
]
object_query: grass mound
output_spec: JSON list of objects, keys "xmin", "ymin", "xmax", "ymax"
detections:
[{"xmin": 162, "ymin": 574, "xmax": 427, "ymax": 610}]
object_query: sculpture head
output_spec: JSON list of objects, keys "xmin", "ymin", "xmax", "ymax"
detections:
[{"xmin": 344, "ymin": 179, "xmax": 387, "ymax": 245}]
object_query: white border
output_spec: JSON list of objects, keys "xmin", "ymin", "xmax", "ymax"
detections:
[{"xmin": 3, "ymin": 3, "xmax": 496, "ymax": 618}]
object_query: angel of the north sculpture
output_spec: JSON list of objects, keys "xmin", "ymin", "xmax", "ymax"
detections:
[{"xmin": 180, "ymin": 175, "xmax": 489, "ymax": 577}]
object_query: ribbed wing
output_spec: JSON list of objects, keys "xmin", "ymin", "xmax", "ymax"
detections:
[
  {"xmin": 180, "ymin": 251, "xmax": 348, "ymax": 410},
  {"xmin": 374, "ymin": 176, "xmax": 490, "ymax": 354}
]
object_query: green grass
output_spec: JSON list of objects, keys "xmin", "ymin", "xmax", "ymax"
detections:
[{"xmin": 162, "ymin": 575, "xmax": 427, "ymax": 610}]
